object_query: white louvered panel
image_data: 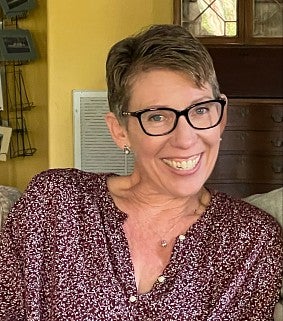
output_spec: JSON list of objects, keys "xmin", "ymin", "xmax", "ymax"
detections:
[{"xmin": 73, "ymin": 90, "xmax": 134, "ymax": 175}]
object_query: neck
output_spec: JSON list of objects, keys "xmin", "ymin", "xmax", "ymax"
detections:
[
  {"xmin": 123, "ymin": 187, "xmax": 210, "ymax": 249},
  {"xmin": 107, "ymin": 175, "xmax": 210, "ymax": 224},
  {"xmin": 128, "ymin": 186, "xmax": 208, "ymax": 219}
]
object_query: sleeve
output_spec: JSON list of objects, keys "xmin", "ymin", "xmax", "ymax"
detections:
[
  {"xmin": 209, "ymin": 214, "xmax": 283, "ymax": 321},
  {"xmin": 243, "ymin": 225, "xmax": 283, "ymax": 320},
  {"xmin": 0, "ymin": 168, "xmax": 98, "ymax": 321},
  {"xmin": 0, "ymin": 169, "xmax": 82, "ymax": 321},
  {"xmin": 0, "ymin": 185, "xmax": 32, "ymax": 320},
  {"xmin": 0, "ymin": 213, "xmax": 26, "ymax": 321}
]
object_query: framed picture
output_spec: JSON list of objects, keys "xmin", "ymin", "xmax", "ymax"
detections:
[
  {"xmin": 0, "ymin": 0, "xmax": 36, "ymax": 17},
  {"xmin": 0, "ymin": 29, "xmax": 37, "ymax": 62},
  {"xmin": 0, "ymin": 126, "xmax": 12, "ymax": 161}
]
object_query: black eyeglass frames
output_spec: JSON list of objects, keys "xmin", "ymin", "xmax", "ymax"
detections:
[{"xmin": 122, "ymin": 98, "xmax": 226, "ymax": 136}]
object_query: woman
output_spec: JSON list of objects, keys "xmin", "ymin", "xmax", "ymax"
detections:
[{"xmin": 0, "ymin": 24, "xmax": 282, "ymax": 320}]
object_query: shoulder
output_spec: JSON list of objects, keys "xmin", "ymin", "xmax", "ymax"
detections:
[
  {"xmin": 29, "ymin": 168, "xmax": 102, "ymax": 189},
  {"xmin": 23, "ymin": 168, "xmax": 113, "ymax": 199},
  {"xmin": 8, "ymin": 169, "xmax": 114, "ymax": 222},
  {"xmin": 3, "ymin": 169, "xmax": 113, "ymax": 235}
]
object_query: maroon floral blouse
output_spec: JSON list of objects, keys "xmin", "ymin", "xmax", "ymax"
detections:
[{"xmin": 0, "ymin": 169, "xmax": 282, "ymax": 321}]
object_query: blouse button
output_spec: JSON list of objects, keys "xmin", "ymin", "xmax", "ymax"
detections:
[
  {"xmin": 129, "ymin": 295, "xmax": 137, "ymax": 303},
  {"xmin": 157, "ymin": 275, "xmax": 166, "ymax": 283},
  {"xmin": 179, "ymin": 234, "xmax": 186, "ymax": 241}
]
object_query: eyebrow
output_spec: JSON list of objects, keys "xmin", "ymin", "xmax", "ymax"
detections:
[
  {"xmin": 190, "ymin": 96, "xmax": 215, "ymax": 104},
  {"xmin": 134, "ymin": 97, "xmax": 216, "ymax": 110}
]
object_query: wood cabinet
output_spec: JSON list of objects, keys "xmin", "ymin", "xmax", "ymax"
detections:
[
  {"xmin": 206, "ymin": 99, "xmax": 283, "ymax": 197},
  {"xmin": 173, "ymin": 0, "xmax": 283, "ymax": 45},
  {"xmin": 207, "ymin": 46, "xmax": 283, "ymax": 99}
]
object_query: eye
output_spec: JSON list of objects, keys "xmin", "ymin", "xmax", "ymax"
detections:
[
  {"xmin": 194, "ymin": 106, "xmax": 209, "ymax": 115},
  {"xmin": 143, "ymin": 110, "xmax": 171, "ymax": 123},
  {"xmin": 148, "ymin": 114, "xmax": 166, "ymax": 122}
]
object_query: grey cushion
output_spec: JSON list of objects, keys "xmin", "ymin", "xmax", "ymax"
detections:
[
  {"xmin": 244, "ymin": 188, "xmax": 283, "ymax": 227},
  {"xmin": 0, "ymin": 185, "xmax": 21, "ymax": 229}
]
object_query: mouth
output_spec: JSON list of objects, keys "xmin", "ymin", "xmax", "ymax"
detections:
[{"xmin": 162, "ymin": 154, "xmax": 201, "ymax": 171}]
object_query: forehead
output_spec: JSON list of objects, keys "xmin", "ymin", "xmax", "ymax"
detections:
[{"xmin": 128, "ymin": 69, "xmax": 213, "ymax": 111}]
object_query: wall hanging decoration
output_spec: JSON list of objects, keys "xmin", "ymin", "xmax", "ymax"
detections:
[{"xmin": 0, "ymin": 1, "xmax": 37, "ymax": 160}]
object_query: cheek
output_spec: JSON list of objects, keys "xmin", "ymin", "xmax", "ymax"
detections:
[
  {"xmin": 202, "ymin": 129, "xmax": 222, "ymax": 151},
  {"xmin": 127, "ymin": 125, "xmax": 166, "ymax": 159},
  {"xmin": 132, "ymin": 140, "xmax": 164, "ymax": 161}
]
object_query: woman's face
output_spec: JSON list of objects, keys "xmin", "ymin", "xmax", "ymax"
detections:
[{"xmin": 114, "ymin": 69, "xmax": 226, "ymax": 198}]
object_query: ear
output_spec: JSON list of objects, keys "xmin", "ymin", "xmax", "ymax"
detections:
[
  {"xmin": 220, "ymin": 94, "xmax": 228, "ymax": 135},
  {"xmin": 105, "ymin": 112, "xmax": 129, "ymax": 150}
]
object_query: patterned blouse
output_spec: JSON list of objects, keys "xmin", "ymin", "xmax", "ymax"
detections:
[{"xmin": 0, "ymin": 169, "xmax": 282, "ymax": 321}]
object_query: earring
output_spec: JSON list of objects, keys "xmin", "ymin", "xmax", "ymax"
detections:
[
  {"xmin": 123, "ymin": 145, "xmax": 131, "ymax": 155},
  {"xmin": 123, "ymin": 145, "xmax": 130, "ymax": 175},
  {"xmin": 220, "ymin": 138, "xmax": 222, "ymax": 142}
]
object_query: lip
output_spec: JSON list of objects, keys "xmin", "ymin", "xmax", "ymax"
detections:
[{"xmin": 162, "ymin": 153, "xmax": 202, "ymax": 172}]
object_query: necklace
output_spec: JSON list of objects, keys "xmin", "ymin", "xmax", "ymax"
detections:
[
  {"xmin": 153, "ymin": 211, "xmax": 196, "ymax": 248},
  {"xmin": 152, "ymin": 209, "xmax": 194, "ymax": 248},
  {"xmin": 135, "ymin": 188, "xmax": 211, "ymax": 248}
]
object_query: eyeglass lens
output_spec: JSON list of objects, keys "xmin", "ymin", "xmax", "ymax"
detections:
[{"xmin": 140, "ymin": 101, "xmax": 223, "ymax": 135}]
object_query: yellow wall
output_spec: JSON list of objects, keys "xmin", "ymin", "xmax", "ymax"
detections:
[{"xmin": 0, "ymin": 0, "xmax": 172, "ymax": 190}]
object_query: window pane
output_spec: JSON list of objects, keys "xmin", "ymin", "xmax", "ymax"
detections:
[
  {"xmin": 253, "ymin": 0, "xmax": 283, "ymax": 37},
  {"xmin": 182, "ymin": 0, "xmax": 238, "ymax": 37}
]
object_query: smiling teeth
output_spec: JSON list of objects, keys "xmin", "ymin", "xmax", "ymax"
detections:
[{"xmin": 163, "ymin": 156, "xmax": 200, "ymax": 170}]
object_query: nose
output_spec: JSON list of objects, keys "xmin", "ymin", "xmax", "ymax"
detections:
[{"xmin": 170, "ymin": 115, "xmax": 198, "ymax": 148}]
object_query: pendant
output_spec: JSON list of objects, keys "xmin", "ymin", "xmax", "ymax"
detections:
[{"xmin": 160, "ymin": 240, "xmax": 167, "ymax": 247}]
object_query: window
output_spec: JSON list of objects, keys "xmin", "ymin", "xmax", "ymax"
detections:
[{"xmin": 173, "ymin": 0, "xmax": 283, "ymax": 45}]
